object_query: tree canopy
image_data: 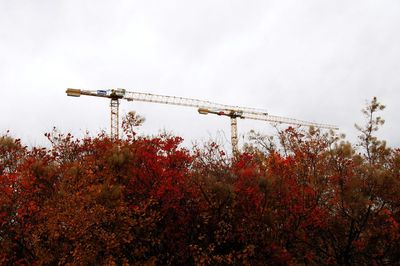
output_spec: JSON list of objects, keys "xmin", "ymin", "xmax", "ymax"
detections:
[{"xmin": 1, "ymin": 98, "xmax": 399, "ymax": 265}]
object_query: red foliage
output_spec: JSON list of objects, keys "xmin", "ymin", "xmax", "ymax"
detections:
[{"xmin": 1, "ymin": 99, "xmax": 400, "ymax": 265}]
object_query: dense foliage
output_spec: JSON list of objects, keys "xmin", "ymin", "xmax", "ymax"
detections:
[{"xmin": 1, "ymin": 99, "xmax": 399, "ymax": 265}]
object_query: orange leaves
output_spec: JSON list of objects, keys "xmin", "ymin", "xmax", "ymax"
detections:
[{"xmin": 1, "ymin": 119, "xmax": 400, "ymax": 264}]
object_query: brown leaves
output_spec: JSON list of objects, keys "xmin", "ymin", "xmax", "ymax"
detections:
[{"xmin": 1, "ymin": 98, "xmax": 400, "ymax": 264}]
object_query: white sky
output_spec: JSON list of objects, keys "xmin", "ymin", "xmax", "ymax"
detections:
[{"xmin": 1, "ymin": 0, "xmax": 399, "ymax": 149}]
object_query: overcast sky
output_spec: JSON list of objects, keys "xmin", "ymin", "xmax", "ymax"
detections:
[{"xmin": 1, "ymin": 0, "xmax": 399, "ymax": 149}]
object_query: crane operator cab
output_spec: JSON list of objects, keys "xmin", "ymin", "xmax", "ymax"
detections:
[{"xmin": 110, "ymin": 89, "xmax": 126, "ymax": 99}]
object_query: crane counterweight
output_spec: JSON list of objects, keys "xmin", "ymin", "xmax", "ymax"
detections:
[{"xmin": 66, "ymin": 88, "xmax": 81, "ymax": 97}]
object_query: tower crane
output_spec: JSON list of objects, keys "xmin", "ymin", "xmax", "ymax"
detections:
[{"xmin": 66, "ymin": 88, "xmax": 338, "ymax": 153}]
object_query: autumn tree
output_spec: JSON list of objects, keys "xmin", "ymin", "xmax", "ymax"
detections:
[{"xmin": 1, "ymin": 98, "xmax": 399, "ymax": 265}]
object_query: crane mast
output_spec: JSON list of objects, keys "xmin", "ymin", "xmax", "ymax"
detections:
[{"xmin": 66, "ymin": 88, "xmax": 338, "ymax": 153}]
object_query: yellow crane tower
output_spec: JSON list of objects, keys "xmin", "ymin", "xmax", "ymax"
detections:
[{"xmin": 66, "ymin": 88, "xmax": 338, "ymax": 153}]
